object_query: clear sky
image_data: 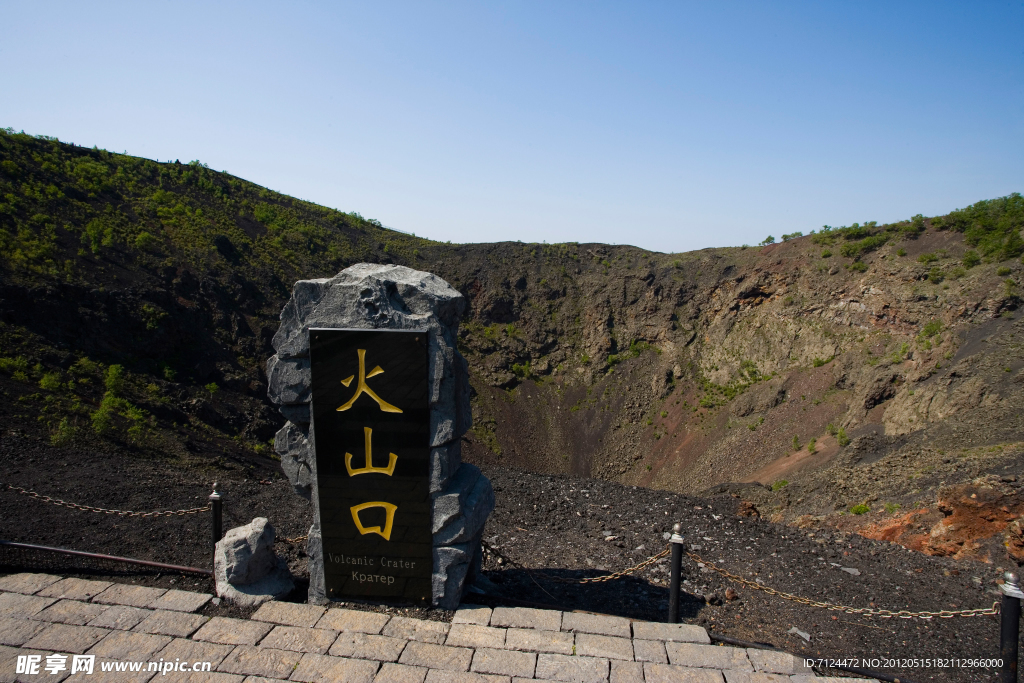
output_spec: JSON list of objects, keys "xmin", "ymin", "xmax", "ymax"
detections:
[{"xmin": 1, "ymin": 1, "xmax": 1021, "ymax": 253}]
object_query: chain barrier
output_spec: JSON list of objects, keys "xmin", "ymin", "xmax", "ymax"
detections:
[
  {"xmin": 276, "ymin": 535, "xmax": 308, "ymax": 544},
  {"xmin": 1, "ymin": 483, "xmax": 210, "ymax": 518},
  {"xmin": 482, "ymin": 539, "xmax": 670, "ymax": 584},
  {"xmin": 480, "ymin": 539, "xmax": 999, "ymax": 620},
  {"xmin": 686, "ymin": 550, "xmax": 1000, "ymax": 620}
]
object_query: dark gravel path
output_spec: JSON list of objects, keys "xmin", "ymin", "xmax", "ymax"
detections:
[{"xmin": 0, "ymin": 429, "xmax": 1013, "ymax": 682}]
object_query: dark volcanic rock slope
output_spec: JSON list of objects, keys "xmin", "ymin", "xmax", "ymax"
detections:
[{"xmin": 1, "ymin": 129, "xmax": 1023, "ymax": 562}]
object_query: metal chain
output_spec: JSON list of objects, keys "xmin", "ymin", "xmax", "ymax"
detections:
[
  {"xmin": 1, "ymin": 483, "xmax": 210, "ymax": 518},
  {"xmin": 687, "ymin": 550, "xmax": 1000, "ymax": 620},
  {"xmin": 483, "ymin": 539, "xmax": 670, "ymax": 584},
  {"xmin": 276, "ymin": 535, "xmax": 308, "ymax": 544}
]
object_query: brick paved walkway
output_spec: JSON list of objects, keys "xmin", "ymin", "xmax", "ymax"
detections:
[{"xmin": 0, "ymin": 573, "xmax": 871, "ymax": 683}]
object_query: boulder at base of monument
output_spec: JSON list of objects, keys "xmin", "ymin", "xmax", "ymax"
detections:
[{"xmin": 214, "ymin": 517, "xmax": 294, "ymax": 607}]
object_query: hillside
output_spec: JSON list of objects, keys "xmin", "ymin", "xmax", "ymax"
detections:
[{"xmin": 1, "ymin": 128, "xmax": 1023, "ymax": 564}]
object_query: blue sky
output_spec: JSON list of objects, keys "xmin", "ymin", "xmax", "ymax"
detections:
[{"xmin": 1, "ymin": 1, "xmax": 1021, "ymax": 253}]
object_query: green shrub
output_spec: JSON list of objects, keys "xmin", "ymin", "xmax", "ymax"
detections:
[
  {"xmin": 812, "ymin": 356, "xmax": 833, "ymax": 368},
  {"xmin": 997, "ymin": 266, "xmax": 1013, "ymax": 276},
  {"xmin": 826, "ymin": 422, "xmax": 837, "ymax": 435},
  {"xmin": 928, "ymin": 267, "xmax": 944, "ymax": 284},
  {"xmin": 782, "ymin": 232, "xmax": 803, "ymax": 241},
  {"xmin": 821, "ymin": 249, "xmax": 832, "ymax": 258},
  {"xmin": 919, "ymin": 319, "xmax": 942, "ymax": 339},
  {"xmin": 848, "ymin": 261, "xmax": 867, "ymax": 272},
  {"xmin": 837, "ymin": 427, "xmax": 850, "ymax": 446},
  {"xmin": 105, "ymin": 365, "xmax": 125, "ymax": 394},
  {"xmin": 50, "ymin": 418, "xmax": 74, "ymax": 447},
  {"xmin": 963, "ymin": 250, "xmax": 980, "ymax": 268},
  {"xmin": 807, "ymin": 437, "xmax": 816, "ymax": 454},
  {"xmin": 884, "ymin": 502, "xmax": 901, "ymax": 514},
  {"xmin": 0, "ymin": 356, "xmax": 29, "ymax": 374},
  {"xmin": 759, "ymin": 236, "xmax": 776, "ymax": 246},
  {"xmin": 39, "ymin": 372, "xmax": 62, "ymax": 391},
  {"xmin": 204, "ymin": 382, "xmax": 219, "ymax": 397},
  {"xmin": 918, "ymin": 252, "xmax": 940, "ymax": 264},
  {"xmin": 792, "ymin": 435, "xmax": 801, "ymax": 451},
  {"xmin": 511, "ymin": 361, "xmax": 531, "ymax": 378},
  {"xmin": 771, "ymin": 480, "xmax": 789, "ymax": 491},
  {"xmin": 134, "ymin": 231, "xmax": 159, "ymax": 252},
  {"xmin": 850, "ymin": 503, "xmax": 870, "ymax": 515},
  {"xmin": 896, "ymin": 248, "xmax": 907, "ymax": 256},
  {"xmin": 70, "ymin": 357, "xmax": 99, "ymax": 376},
  {"xmin": 944, "ymin": 193, "xmax": 1024, "ymax": 260}
]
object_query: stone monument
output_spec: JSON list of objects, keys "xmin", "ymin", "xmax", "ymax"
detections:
[{"xmin": 267, "ymin": 263, "xmax": 494, "ymax": 608}]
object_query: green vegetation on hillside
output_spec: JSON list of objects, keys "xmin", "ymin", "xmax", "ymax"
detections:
[{"xmin": 0, "ymin": 128, "xmax": 433, "ymax": 281}]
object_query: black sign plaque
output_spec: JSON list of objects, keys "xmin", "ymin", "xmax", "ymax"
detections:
[{"xmin": 309, "ymin": 328, "xmax": 431, "ymax": 602}]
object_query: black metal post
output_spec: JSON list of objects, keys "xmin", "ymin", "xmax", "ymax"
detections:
[
  {"xmin": 668, "ymin": 522, "xmax": 684, "ymax": 623},
  {"xmin": 209, "ymin": 483, "xmax": 223, "ymax": 567},
  {"xmin": 1001, "ymin": 572, "xmax": 1022, "ymax": 683}
]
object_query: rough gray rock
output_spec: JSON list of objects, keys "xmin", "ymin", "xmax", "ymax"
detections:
[
  {"xmin": 267, "ymin": 263, "xmax": 493, "ymax": 609},
  {"xmin": 214, "ymin": 517, "xmax": 294, "ymax": 608}
]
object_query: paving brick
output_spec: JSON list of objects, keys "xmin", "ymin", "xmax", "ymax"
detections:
[
  {"xmin": 216, "ymin": 645, "xmax": 302, "ymax": 679},
  {"xmin": 575, "ymin": 634, "xmax": 633, "ymax": 661},
  {"xmin": 471, "ymin": 648, "xmax": 536, "ymax": 678},
  {"xmin": 23, "ymin": 623, "xmax": 111, "ymax": 653},
  {"xmin": 744, "ymin": 650, "xmax": 812, "ymax": 675},
  {"xmin": 89, "ymin": 630, "xmax": 173, "ymax": 659},
  {"xmin": 63, "ymin": 665, "xmax": 155, "ymax": 683},
  {"xmin": 666, "ymin": 643, "xmax": 750, "ymax": 671},
  {"xmin": 374, "ymin": 662, "xmax": 428, "ymax": 683},
  {"xmin": 383, "ymin": 615, "xmax": 450, "ymax": 644},
  {"xmin": 631, "ymin": 623, "xmax": 709, "ymax": 644},
  {"xmin": 150, "ymin": 672, "xmax": 244, "ymax": 683},
  {"xmin": 0, "ymin": 572, "xmax": 62, "ymax": 595},
  {"xmin": 610, "ymin": 661, "xmax": 644, "ymax": 683},
  {"xmin": 315, "ymin": 608, "xmax": 390, "ymax": 634},
  {"xmin": 425, "ymin": 672, "xmax": 511, "ymax": 683},
  {"xmin": 504, "ymin": 628, "xmax": 573, "ymax": 655},
  {"xmin": 490, "ymin": 607, "xmax": 562, "ymax": 632},
  {"xmin": 399, "ymin": 641, "xmax": 473, "ymax": 672},
  {"xmin": 633, "ymin": 639, "xmax": 667, "ymax": 663},
  {"xmin": 257, "ymin": 625, "xmax": 338, "ymax": 654},
  {"xmin": 722, "ymin": 672, "xmax": 792, "ymax": 683},
  {"xmin": 446, "ymin": 623, "xmax": 506, "ymax": 649},
  {"xmin": 0, "ymin": 591, "xmax": 57, "ymax": 617},
  {"xmin": 156, "ymin": 637, "xmax": 235, "ymax": 668},
  {"xmin": 560, "ymin": 613, "xmax": 631, "ymax": 639},
  {"xmin": 250, "ymin": 601, "xmax": 325, "ymax": 628},
  {"xmin": 192, "ymin": 617, "xmax": 273, "ymax": 646},
  {"xmin": 0, "ymin": 646, "xmax": 54, "ymax": 683},
  {"xmin": 290, "ymin": 652, "xmax": 379, "ymax": 683},
  {"xmin": 452, "ymin": 605, "xmax": 492, "ymax": 626},
  {"xmin": 0, "ymin": 615, "xmax": 47, "ymax": 646},
  {"xmin": 329, "ymin": 632, "xmax": 408, "ymax": 662},
  {"xmin": 133, "ymin": 610, "xmax": 208, "ymax": 638},
  {"xmin": 86, "ymin": 605, "xmax": 151, "ymax": 631},
  {"xmin": 38, "ymin": 578, "xmax": 113, "ymax": 601},
  {"xmin": 92, "ymin": 584, "xmax": 167, "ymax": 608},
  {"xmin": 31, "ymin": 599, "xmax": 108, "ymax": 626},
  {"xmin": 643, "ymin": 663, "xmax": 725, "ymax": 683},
  {"xmin": 534, "ymin": 653, "xmax": 609, "ymax": 683},
  {"xmin": 150, "ymin": 590, "xmax": 212, "ymax": 613}
]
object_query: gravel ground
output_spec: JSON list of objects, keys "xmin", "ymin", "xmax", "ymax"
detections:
[{"xmin": 0, "ymin": 429, "xmax": 1015, "ymax": 682}]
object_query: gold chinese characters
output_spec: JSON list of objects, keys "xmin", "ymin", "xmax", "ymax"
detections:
[
  {"xmin": 346, "ymin": 427, "xmax": 397, "ymax": 476},
  {"xmin": 350, "ymin": 502, "xmax": 397, "ymax": 541},
  {"xmin": 337, "ymin": 349, "xmax": 403, "ymax": 413},
  {"xmin": 341, "ymin": 349, "xmax": 402, "ymax": 543}
]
